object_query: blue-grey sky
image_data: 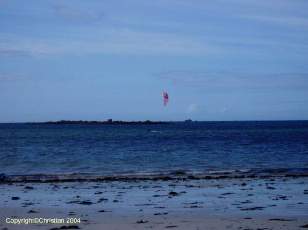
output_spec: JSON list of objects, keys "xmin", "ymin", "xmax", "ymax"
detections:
[{"xmin": 1, "ymin": 0, "xmax": 308, "ymax": 122}]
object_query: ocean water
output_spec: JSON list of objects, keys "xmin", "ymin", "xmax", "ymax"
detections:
[{"xmin": 0, "ymin": 121, "xmax": 308, "ymax": 176}]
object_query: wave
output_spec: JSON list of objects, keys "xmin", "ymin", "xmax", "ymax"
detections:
[{"xmin": 1, "ymin": 168, "xmax": 308, "ymax": 183}]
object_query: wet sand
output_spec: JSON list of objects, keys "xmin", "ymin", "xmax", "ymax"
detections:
[{"xmin": 0, "ymin": 177, "xmax": 307, "ymax": 230}]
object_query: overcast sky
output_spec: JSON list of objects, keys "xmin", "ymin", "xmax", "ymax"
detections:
[{"xmin": 0, "ymin": 0, "xmax": 308, "ymax": 122}]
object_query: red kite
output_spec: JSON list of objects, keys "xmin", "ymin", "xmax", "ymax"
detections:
[{"xmin": 162, "ymin": 91, "xmax": 169, "ymax": 106}]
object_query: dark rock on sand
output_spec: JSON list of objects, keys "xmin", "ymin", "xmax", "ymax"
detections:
[
  {"xmin": 135, "ymin": 203, "xmax": 156, "ymax": 207},
  {"xmin": 70, "ymin": 200, "xmax": 93, "ymax": 205},
  {"xmin": 221, "ymin": 192, "xmax": 235, "ymax": 196},
  {"xmin": 241, "ymin": 200, "xmax": 252, "ymax": 204},
  {"xmin": 59, "ymin": 225, "xmax": 80, "ymax": 229},
  {"xmin": 240, "ymin": 206, "xmax": 265, "ymax": 211},
  {"xmin": 268, "ymin": 218, "xmax": 295, "ymax": 221},
  {"xmin": 22, "ymin": 202, "xmax": 34, "ymax": 207},
  {"xmin": 154, "ymin": 212, "xmax": 168, "ymax": 216},
  {"xmin": 185, "ymin": 184, "xmax": 200, "ymax": 188},
  {"xmin": 24, "ymin": 186, "xmax": 34, "ymax": 190},
  {"xmin": 183, "ymin": 201, "xmax": 204, "ymax": 205},
  {"xmin": 268, "ymin": 204, "xmax": 277, "ymax": 207},
  {"xmin": 98, "ymin": 210, "xmax": 111, "ymax": 213},
  {"xmin": 50, "ymin": 226, "xmax": 80, "ymax": 230},
  {"xmin": 97, "ymin": 198, "xmax": 108, "ymax": 203},
  {"xmin": 300, "ymin": 224, "xmax": 308, "ymax": 228},
  {"xmin": 154, "ymin": 206, "xmax": 166, "ymax": 209},
  {"xmin": 78, "ymin": 200, "xmax": 93, "ymax": 205},
  {"xmin": 185, "ymin": 205, "xmax": 203, "ymax": 208},
  {"xmin": 165, "ymin": 225, "xmax": 178, "ymax": 228},
  {"xmin": 28, "ymin": 210, "xmax": 38, "ymax": 213},
  {"xmin": 266, "ymin": 186, "xmax": 276, "ymax": 190},
  {"xmin": 153, "ymin": 194, "xmax": 167, "ymax": 197},
  {"xmin": 52, "ymin": 185, "xmax": 60, "ymax": 190},
  {"xmin": 273, "ymin": 195, "xmax": 288, "ymax": 200},
  {"xmin": 136, "ymin": 220, "xmax": 148, "ymax": 224},
  {"xmin": 11, "ymin": 196, "xmax": 20, "ymax": 200},
  {"xmin": 168, "ymin": 191, "xmax": 179, "ymax": 196}
]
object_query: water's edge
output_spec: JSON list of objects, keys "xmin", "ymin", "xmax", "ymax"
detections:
[{"xmin": 1, "ymin": 168, "xmax": 308, "ymax": 184}]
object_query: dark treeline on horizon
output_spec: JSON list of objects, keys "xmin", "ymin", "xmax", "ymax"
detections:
[
  {"xmin": 21, "ymin": 119, "xmax": 308, "ymax": 125},
  {"xmin": 38, "ymin": 119, "xmax": 172, "ymax": 125}
]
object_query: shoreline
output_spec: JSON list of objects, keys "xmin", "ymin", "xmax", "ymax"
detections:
[{"xmin": 1, "ymin": 168, "xmax": 308, "ymax": 184}]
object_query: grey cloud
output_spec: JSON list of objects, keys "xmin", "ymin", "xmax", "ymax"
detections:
[
  {"xmin": 0, "ymin": 73, "xmax": 27, "ymax": 82},
  {"xmin": 243, "ymin": 15, "xmax": 308, "ymax": 29},
  {"xmin": 52, "ymin": 3, "xmax": 105, "ymax": 23},
  {"xmin": 0, "ymin": 48, "xmax": 32, "ymax": 57},
  {"xmin": 0, "ymin": 29, "xmax": 214, "ymax": 56},
  {"xmin": 157, "ymin": 71, "xmax": 308, "ymax": 90}
]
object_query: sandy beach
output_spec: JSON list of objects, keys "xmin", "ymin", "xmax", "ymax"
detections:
[{"xmin": 1, "ymin": 176, "xmax": 307, "ymax": 230}]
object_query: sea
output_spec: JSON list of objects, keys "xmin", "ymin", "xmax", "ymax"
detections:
[{"xmin": 1, "ymin": 121, "xmax": 308, "ymax": 178}]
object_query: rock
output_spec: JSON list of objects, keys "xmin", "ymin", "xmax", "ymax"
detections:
[
  {"xmin": 221, "ymin": 192, "xmax": 235, "ymax": 196},
  {"xmin": 97, "ymin": 198, "xmax": 108, "ymax": 203},
  {"xmin": 59, "ymin": 225, "xmax": 80, "ymax": 229},
  {"xmin": 78, "ymin": 201, "xmax": 93, "ymax": 205},
  {"xmin": 266, "ymin": 186, "xmax": 276, "ymax": 190},
  {"xmin": 241, "ymin": 206, "xmax": 265, "ymax": 211},
  {"xmin": 136, "ymin": 220, "xmax": 148, "ymax": 224},
  {"xmin": 154, "ymin": 212, "xmax": 168, "ymax": 216},
  {"xmin": 268, "ymin": 218, "xmax": 294, "ymax": 221},
  {"xmin": 24, "ymin": 186, "xmax": 34, "ymax": 190},
  {"xmin": 28, "ymin": 210, "xmax": 38, "ymax": 213},
  {"xmin": 11, "ymin": 196, "xmax": 20, "ymax": 200},
  {"xmin": 168, "ymin": 191, "xmax": 179, "ymax": 196}
]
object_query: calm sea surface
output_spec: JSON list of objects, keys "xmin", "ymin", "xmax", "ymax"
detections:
[{"xmin": 1, "ymin": 121, "xmax": 308, "ymax": 176}]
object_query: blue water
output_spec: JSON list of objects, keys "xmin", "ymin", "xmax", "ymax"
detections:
[{"xmin": 0, "ymin": 121, "xmax": 308, "ymax": 176}]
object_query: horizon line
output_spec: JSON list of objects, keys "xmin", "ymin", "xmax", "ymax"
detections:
[{"xmin": 1, "ymin": 119, "xmax": 308, "ymax": 124}]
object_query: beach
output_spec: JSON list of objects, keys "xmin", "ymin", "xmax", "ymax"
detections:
[
  {"xmin": 1, "ymin": 122, "xmax": 308, "ymax": 229},
  {"xmin": 1, "ymin": 175, "xmax": 307, "ymax": 230},
  {"xmin": 2, "ymin": 0, "xmax": 308, "ymax": 228}
]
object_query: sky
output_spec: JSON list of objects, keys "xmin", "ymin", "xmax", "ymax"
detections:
[{"xmin": 0, "ymin": 0, "xmax": 308, "ymax": 122}]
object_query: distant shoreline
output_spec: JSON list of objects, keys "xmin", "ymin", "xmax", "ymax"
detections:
[
  {"xmin": 36, "ymin": 120, "xmax": 171, "ymax": 125},
  {"xmin": 1, "ymin": 120, "xmax": 308, "ymax": 124}
]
